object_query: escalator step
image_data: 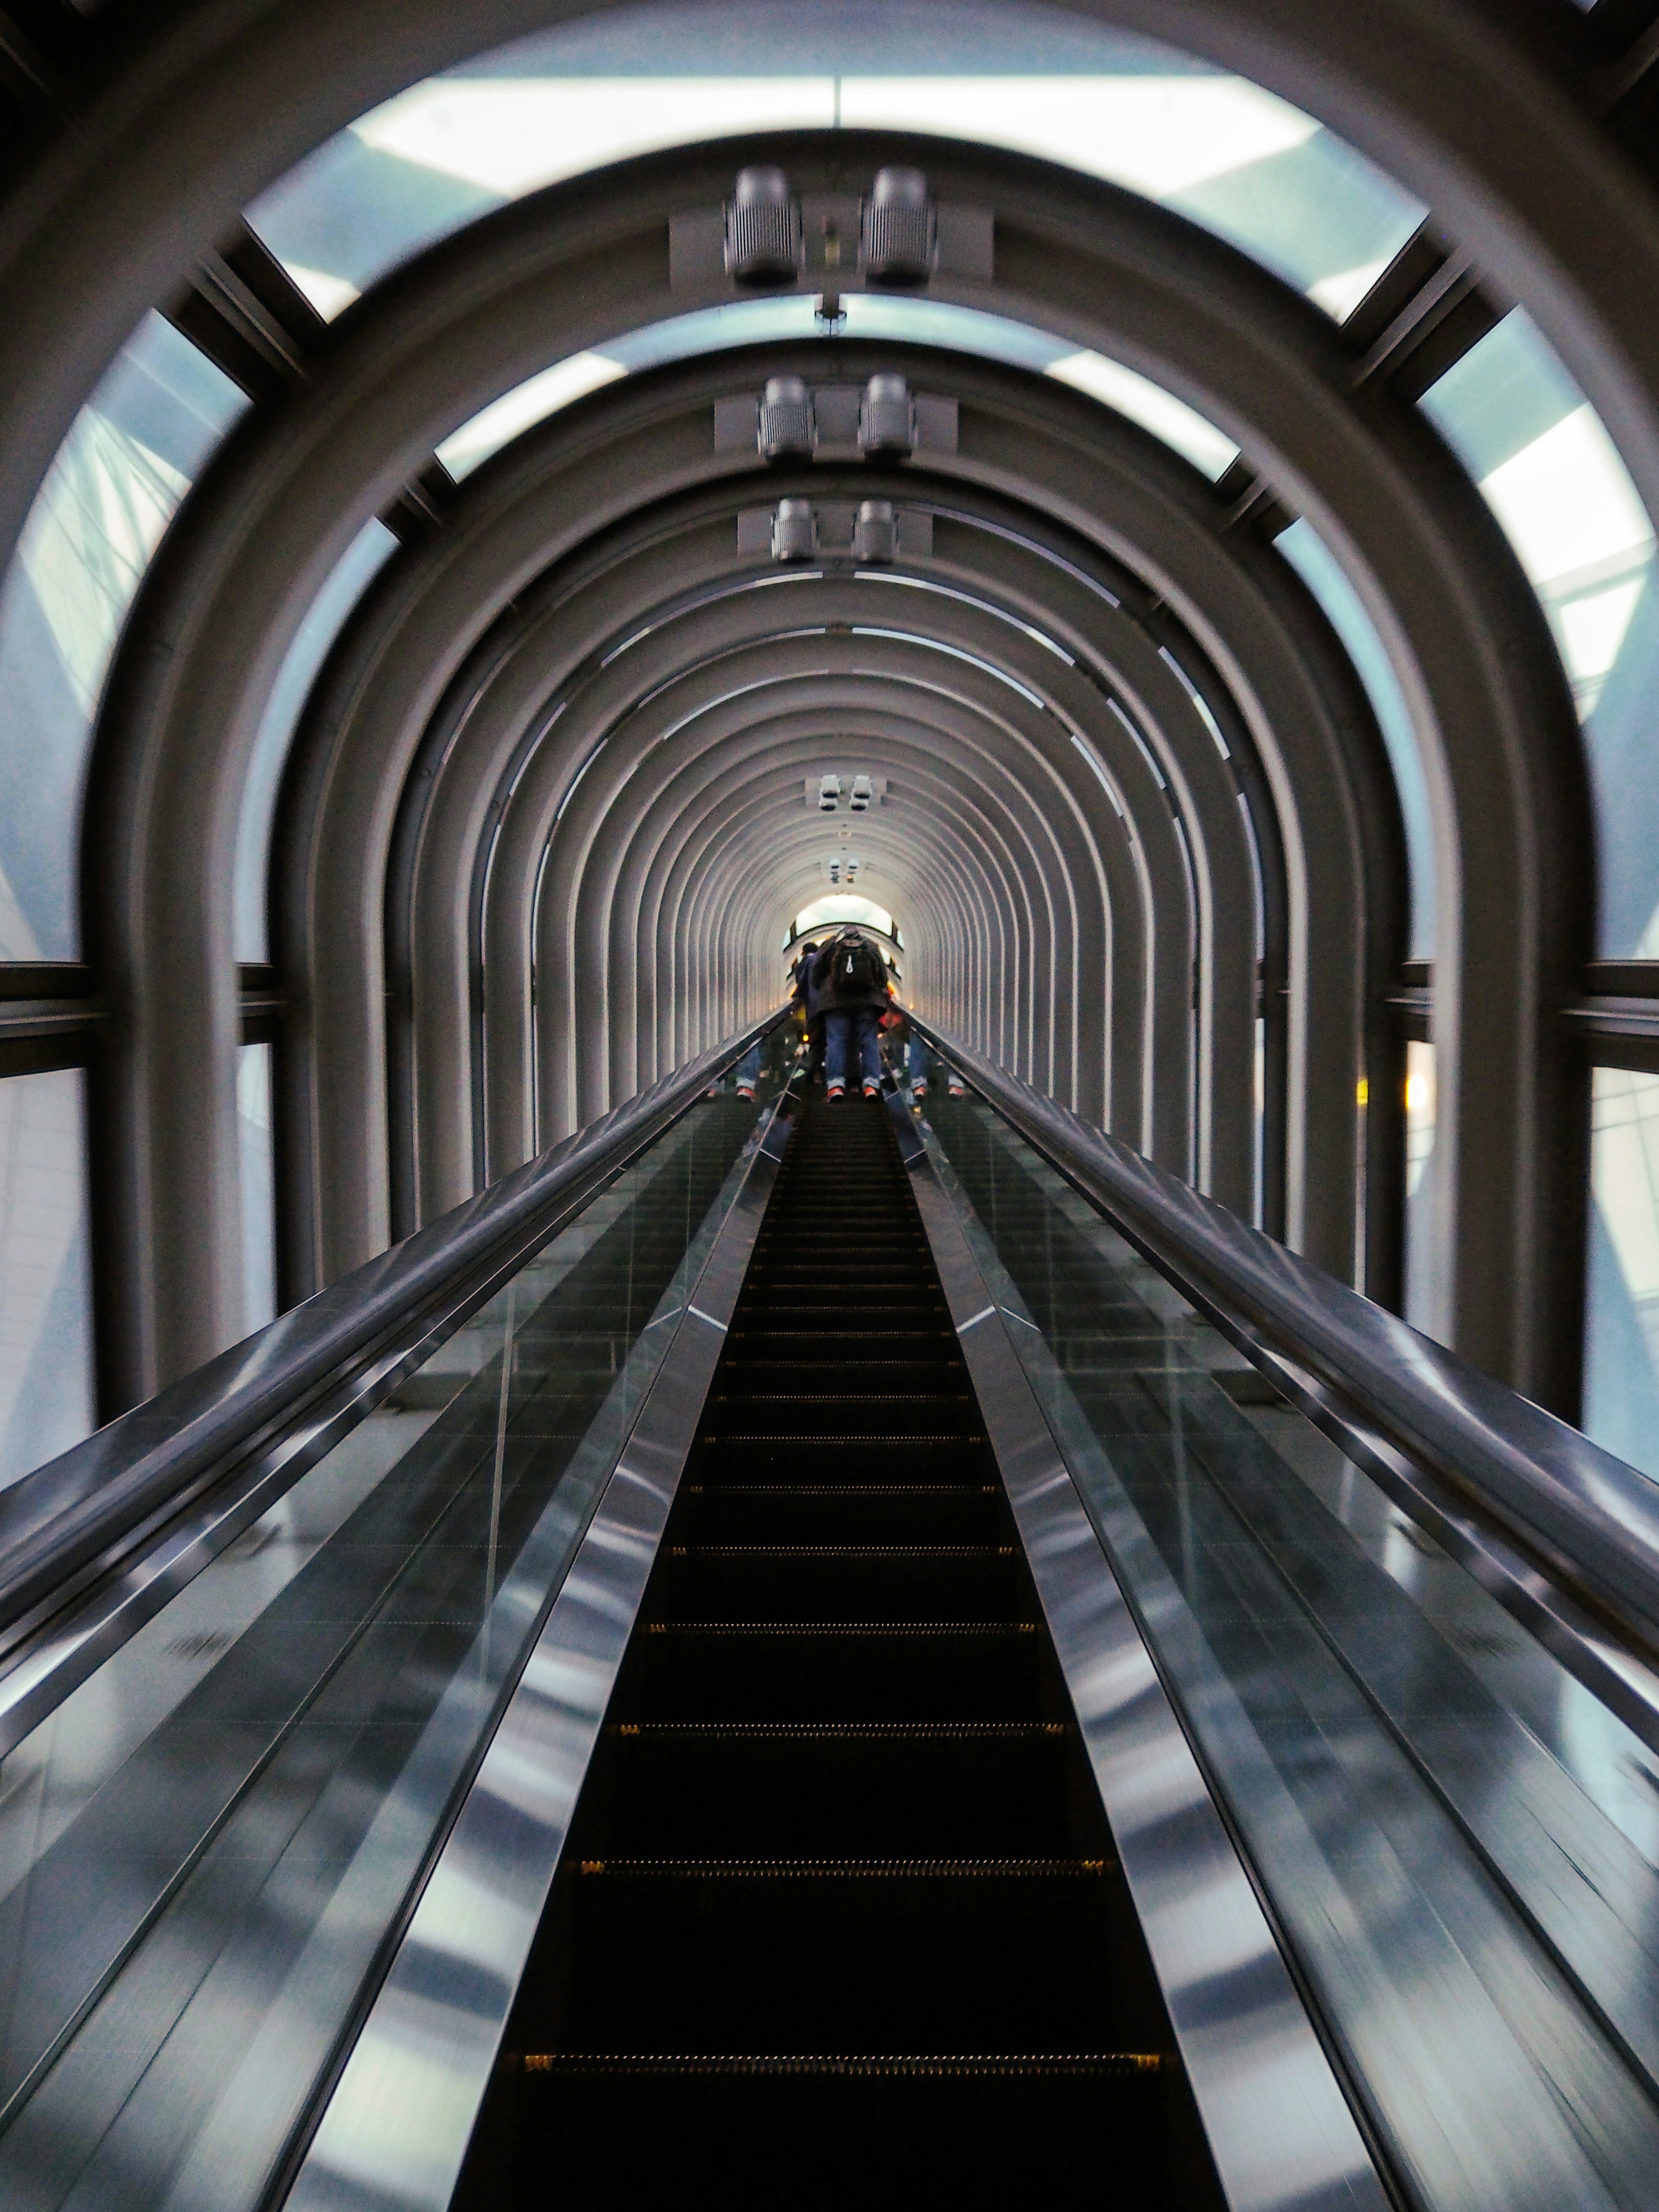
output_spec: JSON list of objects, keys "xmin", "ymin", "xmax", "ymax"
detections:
[
  {"xmin": 508, "ymin": 2069, "xmax": 1173, "ymax": 2212},
  {"xmin": 523, "ymin": 2050, "xmax": 1155, "ymax": 2074},
  {"xmin": 461, "ymin": 1088, "xmax": 1209, "ymax": 2211}
]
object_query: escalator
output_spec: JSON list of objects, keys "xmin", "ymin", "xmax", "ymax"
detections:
[
  {"xmin": 0, "ymin": 1020, "xmax": 1657, "ymax": 2209},
  {"xmin": 457, "ymin": 1092, "xmax": 1222, "ymax": 2209}
]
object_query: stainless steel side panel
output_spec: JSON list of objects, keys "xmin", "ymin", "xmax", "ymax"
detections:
[
  {"xmin": 279, "ymin": 1111, "xmax": 784, "ymax": 2212},
  {"xmin": 904, "ymin": 1138, "xmax": 1390, "ymax": 2212}
]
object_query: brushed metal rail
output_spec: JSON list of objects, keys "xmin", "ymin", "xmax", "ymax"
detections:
[
  {"xmin": 902, "ymin": 1111, "xmax": 1390, "ymax": 2212},
  {"xmin": 278, "ymin": 1072, "xmax": 794, "ymax": 2211},
  {"xmin": 0, "ymin": 1014, "xmax": 786, "ymax": 1763},
  {"xmin": 907, "ymin": 1016, "xmax": 1659, "ymax": 1758}
]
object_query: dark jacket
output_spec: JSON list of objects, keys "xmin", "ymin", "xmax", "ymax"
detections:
[
  {"xmin": 810, "ymin": 933, "xmax": 892, "ymax": 1014},
  {"xmin": 789, "ymin": 944, "xmax": 820, "ymax": 1010}
]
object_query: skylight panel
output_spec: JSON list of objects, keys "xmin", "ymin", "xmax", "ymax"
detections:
[
  {"xmin": 1275, "ymin": 516, "xmax": 1435, "ymax": 959},
  {"xmin": 352, "ymin": 78, "xmax": 836, "ymax": 197},
  {"xmin": 1045, "ymin": 353, "xmax": 1237, "ymax": 479},
  {"xmin": 1477, "ymin": 405, "xmax": 1652, "ymax": 593},
  {"xmin": 436, "ymin": 354, "xmax": 627, "ymax": 479},
  {"xmin": 839, "ymin": 74, "xmax": 1318, "ymax": 197},
  {"xmin": 1421, "ymin": 310, "xmax": 1657, "ymax": 715},
  {"xmin": 243, "ymin": 10, "xmax": 1423, "ymax": 327}
]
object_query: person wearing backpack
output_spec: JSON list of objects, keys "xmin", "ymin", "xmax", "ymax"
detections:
[{"xmin": 811, "ymin": 929, "xmax": 892, "ymax": 1100}]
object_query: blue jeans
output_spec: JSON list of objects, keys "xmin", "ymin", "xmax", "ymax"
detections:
[
  {"xmin": 734, "ymin": 1042, "xmax": 761, "ymax": 1092},
  {"xmin": 906, "ymin": 1036, "xmax": 963, "ymax": 1094},
  {"xmin": 825, "ymin": 1006, "xmax": 883, "ymax": 1091}
]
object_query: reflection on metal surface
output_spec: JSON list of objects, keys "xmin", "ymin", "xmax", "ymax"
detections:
[
  {"xmin": 922, "ymin": 1094, "xmax": 1659, "ymax": 2211},
  {"xmin": 0, "ymin": 1014, "xmax": 786, "ymax": 1680},
  {"xmin": 282, "ymin": 1103, "xmax": 788, "ymax": 2212},
  {"xmin": 0, "ymin": 1082, "xmax": 786, "ymax": 2212},
  {"xmin": 903, "ymin": 1143, "xmax": 1388, "ymax": 2212},
  {"xmin": 909, "ymin": 1016, "xmax": 1659, "ymax": 1740}
]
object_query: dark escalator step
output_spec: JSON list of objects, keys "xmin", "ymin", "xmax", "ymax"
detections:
[
  {"xmin": 733, "ymin": 1233, "xmax": 937, "ymax": 1252},
  {"xmin": 557, "ymin": 1857, "xmax": 1119, "ymax": 2051},
  {"xmin": 602, "ymin": 1720, "xmax": 1076, "ymax": 1855},
  {"xmin": 736, "ymin": 1293, "xmax": 941, "ymax": 1314},
  {"xmin": 698, "ymin": 1437, "xmax": 987, "ymax": 1468},
  {"xmin": 624, "ymin": 1619, "xmax": 1043, "ymax": 1720},
  {"xmin": 508, "ymin": 2066, "xmax": 1171, "ymax": 2212},
  {"xmin": 750, "ymin": 1259, "xmax": 930, "ymax": 1273},
  {"xmin": 650, "ymin": 1543, "xmax": 1021, "ymax": 1620},
  {"xmin": 526, "ymin": 2050, "xmax": 1158, "ymax": 2074},
  {"xmin": 745, "ymin": 1278, "xmax": 931, "ymax": 1293},
  {"xmin": 725, "ymin": 1328, "xmax": 955, "ymax": 1347},
  {"xmin": 720, "ymin": 1356, "xmax": 962, "ymax": 1375},
  {"xmin": 699, "ymin": 1400, "xmax": 980, "ymax": 1443},
  {"xmin": 683, "ymin": 1484, "xmax": 1003, "ymax": 1544}
]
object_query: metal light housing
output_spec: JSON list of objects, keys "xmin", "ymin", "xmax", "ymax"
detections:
[
  {"xmin": 772, "ymin": 498, "xmax": 818, "ymax": 561},
  {"xmin": 853, "ymin": 498, "xmax": 899, "ymax": 563},
  {"xmin": 860, "ymin": 166, "xmax": 936, "ymax": 284},
  {"xmin": 725, "ymin": 165, "xmax": 802, "ymax": 284},
  {"xmin": 858, "ymin": 378, "xmax": 914, "ymax": 460},
  {"xmin": 759, "ymin": 373, "xmax": 816, "ymax": 461}
]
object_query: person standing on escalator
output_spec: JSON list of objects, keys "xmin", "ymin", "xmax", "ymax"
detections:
[
  {"xmin": 813, "ymin": 928, "xmax": 892, "ymax": 1101},
  {"xmin": 791, "ymin": 939, "xmax": 825, "ymax": 1083}
]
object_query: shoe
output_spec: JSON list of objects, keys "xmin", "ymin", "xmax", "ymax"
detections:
[
  {"xmin": 737, "ymin": 1085, "xmax": 755, "ymax": 1099},
  {"xmin": 948, "ymin": 1085, "xmax": 966, "ymax": 1098},
  {"xmin": 827, "ymin": 1083, "xmax": 845, "ymax": 1100},
  {"xmin": 864, "ymin": 1082, "xmax": 880, "ymax": 1098}
]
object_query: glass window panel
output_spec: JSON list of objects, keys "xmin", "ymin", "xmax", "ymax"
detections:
[
  {"xmin": 0, "ymin": 1068, "xmax": 93, "ymax": 1489},
  {"xmin": 1590, "ymin": 575, "xmax": 1659, "ymax": 955},
  {"xmin": 235, "ymin": 518, "xmax": 398, "ymax": 960},
  {"xmin": 435, "ymin": 354, "xmax": 626, "ymax": 479},
  {"xmin": 792, "ymin": 893, "xmax": 895, "ymax": 936},
  {"xmin": 1044, "ymin": 351, "xmax": 1237, "ymax": 477},
  {"xmin": 1421, "ymin": 311, "xmax": 1659, "ymax": 952},
  {"xmin": 238, "ymin": 1043, "xmax": 276, "ymax": 1336},
  {"xmin": 1403, "ymin": 1037, "xmax": 1440, "ymax": 1335},
  {"xmin": 1586, "ymin": 1066, "xmax": 1659, "ymax": 1484},
  {"xmin": 1418, "ymin": 311, "xmax": 1584, "ymax": 483},
  {"xmin": 1276, "ymin": 517, "xmax": 1434, "ymax": 957},
  {"xmin": 0, "ymin": 316, "xmax": 247, "ymax": 960},
  {"xmin": 244, "ymin": 3, "xmax": 1422, "ymax": 326}
]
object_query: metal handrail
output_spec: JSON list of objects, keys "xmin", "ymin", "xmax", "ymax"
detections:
[
  {"xmin": 0, "ymin": 1013, "xmax": 787, "ymax": 1643},
  {"xmin": 912, "ymin": 1014, "xmax": 1659, "ymax": 1674}
]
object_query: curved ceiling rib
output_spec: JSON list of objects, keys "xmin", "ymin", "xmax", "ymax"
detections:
[
  {"xmin": 2, "ymin": 0, "xmax": 1656, "ymax": 558},
  {"xmin": 64, "ymin": 127, "xmax": 1572, "ymax": 1419},
  {"xmin": 292, "ymin": 355, "xmax": 1389, "ymax": 1294}
]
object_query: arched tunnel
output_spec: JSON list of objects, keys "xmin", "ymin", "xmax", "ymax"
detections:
[{"xmin": 5, "ymin": 3, "xmax": 1659, "ymax": 2204}]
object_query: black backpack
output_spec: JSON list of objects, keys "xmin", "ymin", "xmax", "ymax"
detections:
[{"xmin": 834, "ymin": 932, "xmax": 884, "ymax": 997}]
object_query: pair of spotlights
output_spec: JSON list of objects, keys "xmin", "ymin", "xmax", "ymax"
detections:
[
  {"xmin": 759, "ymin": 372, "xmax": 915, "ymax": 462},
  {"xmin": 818, "ymin": 774, "xmax": 874, "ymax": 815},
  {"xmin": 725, "ymin": 164, "xmax": 936, "ymax": 286},
  {"xmin": 773, "ymin": 499, "xmax": 899, "ymax": 564}
]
